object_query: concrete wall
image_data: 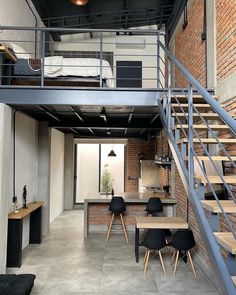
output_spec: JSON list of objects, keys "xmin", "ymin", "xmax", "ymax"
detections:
[
  {"xmin": 0, "ymin": 0, "xmax": 43, "ymax": 54},
  {"xmin": 0, "ymin": 104, "xmax": 12, "ymax": 273},
  {"xmin": 14, "ymin": 112, "xmax": 38, "ymax": 249},
  {"xmin": 49, "ymin": 129, "xmax": 65, "ymax": 223}
]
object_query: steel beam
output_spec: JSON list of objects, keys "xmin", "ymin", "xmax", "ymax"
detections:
[{"xmin": 0, "ymin": 88, "xmax": 160, "ymax": 106}]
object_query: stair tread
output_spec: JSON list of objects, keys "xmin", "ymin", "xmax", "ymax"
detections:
[
  {"xmin": 195, "ymin": 175, "xmax": 236, "ymax": 184},
  {"xmin": 171, "ymin": 95, "xmax": 217, "ymax": 103},
  {"xmin": 173, "ymin": 113, "xmax": 219, "ymax": 118},
  {"xmin": 172, "ymin": 103, "xmax": 211, "ymax": 109},
  {"xmin": 177, "ymin": 138, "xmax": 236, "ymax": 144},
  {"xmin": 214, "ymin": 232, "xmax": 236, "ymax": 254},
  {"xmin": 174, "ymin": 124, "xmax": 229, "ymax": 131},
  {"xmin": 201, "ymin": 200, "xmax": 236, "ymax": 213},
  {"xmin": 184, "ymin": 156, "xmax": 236, "ymax": 161}
]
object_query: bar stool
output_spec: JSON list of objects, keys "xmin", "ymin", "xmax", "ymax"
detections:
[
  {"xmin": 142, "ymin": 229, "xmax": 167, "ymax": 274},
  {"xmin": 145, "ymin": 197, "xmax": 163, "ymax": 216},
  {"xmin": 106, "ymin": 196, "xmax": 128, "ymax": 243},
  {"xmin": 170, "ymin": 229, "xmax": 196, "ymax": 276}
]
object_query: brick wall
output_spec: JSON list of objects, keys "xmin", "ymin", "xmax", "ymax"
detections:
[
  {"xmin": 124, "ymin": 139, "xmax": 155, "ymax": 192},
  {"xmin": 216, "ymin": 0, "xmax": 236, "ymax": 83},
  {"xmin": 173, "ymin": 0, "xmax": 206, "ymax": 88},
  {"xmin": 156, "ymin": 132, "xmax": 171, "ymax": 187}
]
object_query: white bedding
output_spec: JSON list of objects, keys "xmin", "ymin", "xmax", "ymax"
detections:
[{"xmin": 44, "ymin": 56, "xmax": 115, "ymax": 88}]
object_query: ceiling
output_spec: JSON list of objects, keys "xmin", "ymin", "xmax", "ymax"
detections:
[
  {"xmin": 31, "ymin": 0, "xmax": 186, "ymax": 40},
  {"xmin": 11, "ymin": 104, "xmax": 162, "ymax": 139}
]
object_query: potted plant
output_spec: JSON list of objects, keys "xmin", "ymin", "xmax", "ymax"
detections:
[{"xmin": 101, "ymin": 164, "xmax": 113, "ymax": 196}]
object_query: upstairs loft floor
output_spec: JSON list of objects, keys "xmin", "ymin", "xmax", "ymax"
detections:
[{"xmin": 7, "ymin": 210, "xmax": 218, "ymax": 294}]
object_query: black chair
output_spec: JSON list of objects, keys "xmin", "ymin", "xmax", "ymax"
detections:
[
  {"xmin": 170, "ymin": 229, "xmax": 196, "ymax": 276},
  {"xmin": 141, "ymin": 229, "xmax": 167, "ymax": 274},
  {"xmin": 145, "ymin": 197, "xmax": 163, "ymax": 216},
  {"xmin": 106, "ymin": 196, "xmax": 128, "ymax": 243}
]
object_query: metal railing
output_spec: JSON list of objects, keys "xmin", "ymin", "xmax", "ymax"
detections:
[
  {"xmin": 0, "ymin": 26, "xmax": 165, "ymax": 90},
  {"xmin": 157, "ymin": 41, "xmax": 236, "ymax": 294}
]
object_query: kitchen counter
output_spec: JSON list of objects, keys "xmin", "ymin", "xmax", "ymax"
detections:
[{"xmin": 84, "ymin": 193, "xmax": 177, "ymax": 238}]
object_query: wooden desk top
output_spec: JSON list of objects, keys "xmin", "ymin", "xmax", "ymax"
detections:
[
  {"xmin": 0, "ymin": 45, "xmax": 17, "ymax": 62},
  {"xmin": 8, "ymin": 201, "xmax": 43, "ymax": 220},
  {"xmin": 136, "ymin": 216, "xmax": 188, "ymax": 229}
]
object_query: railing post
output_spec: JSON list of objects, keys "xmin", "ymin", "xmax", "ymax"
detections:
[
  {"xmin": 167, "ymin": 59, "xmax": 172, "ymax": 132},
  {"xmin": 99, "ymin": 32, "xmax": 103, "ymax": 89},
  {"xmin": 157, "ymin": 33, "xmax": 160, "ymax": 89},
  {"xmin": 188, "ymin": 83, "xmax": 194, "ymax": 190},
  {"xmin": 40, "ymin": 30, "xmax": 45, "ymax": 88}
]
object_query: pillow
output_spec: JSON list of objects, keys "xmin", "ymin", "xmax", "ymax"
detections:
[{"xmin": 11, "ymin": 43, "xmax": 32, "ymax": 59}]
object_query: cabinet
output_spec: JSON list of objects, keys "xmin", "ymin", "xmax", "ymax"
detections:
[{"xmin": 7, "ymin": 202, "xmax": 43, "ymax": 267}]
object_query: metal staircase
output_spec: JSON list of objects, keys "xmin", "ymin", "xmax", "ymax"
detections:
[{"xmin": 157, "ymin": 41, "xmax": 236, "ymax": 295}]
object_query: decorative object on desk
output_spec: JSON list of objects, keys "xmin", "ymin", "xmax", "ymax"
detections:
[
  {"xmin": 12, "ymin": 196, "xmax": 19, "ymax": 213},
  {"xmin": 33, "ymin": 191, "xmax": 37, "ymax": 204},
  {"xmin": 101, "ymin": 164, "xmax": 113, "ymax": 196},
  {"xmin": 111, "ymin": 188, "xmax": 114, "ymax": 196},
  {"xmin": 22, "ymin": 185, "xmax": 27, "ymax": 209}
]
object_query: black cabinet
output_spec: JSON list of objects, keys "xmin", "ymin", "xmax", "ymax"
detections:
[{"xmin": 7, "ymin": 202, "xmax": 43, "ymax": 268}]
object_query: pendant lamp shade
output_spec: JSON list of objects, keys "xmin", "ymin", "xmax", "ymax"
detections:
[
  {"xmin": 108, "ymin": 149, "xmax": 116, "ymax": 157},
  {"xmin": 70, "ymin": 0, "xmax": 88, "ymax": 6}
]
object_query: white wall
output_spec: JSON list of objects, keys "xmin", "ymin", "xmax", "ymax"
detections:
[
  {"xmin": 0, "ymin": 104, "xmax": 12, "ymax": 273},
  {"xmin": 14, "ymin": 112, "xmax": 38, "ymax": 249},
  {"xmin": 0, "ymin": 0, "xmax": 43, "ymax": 54},
  {"xmin": 54, "ymin": 28, "xmax": 165, "ymax": 88},
  {"xmin": 50, "ymin": 129, "xmax": 65, "ymax": 223}
]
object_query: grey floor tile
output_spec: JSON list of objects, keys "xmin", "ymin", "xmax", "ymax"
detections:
[
  {"xmin": 101, "ymin": 266, "xmax": 158, "ymax": 292},
  {"xmin": 10, "ymin": 210, "xmax": 219, "ymax": 295}
]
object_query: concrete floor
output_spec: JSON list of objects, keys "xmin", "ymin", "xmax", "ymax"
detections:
[{"xmin": 8, "ymin": 210, "xmax": 218, "ymax": 295}]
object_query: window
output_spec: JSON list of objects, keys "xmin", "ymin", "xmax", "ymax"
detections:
[{"xmin": 75, "ymin": 143, "xmax": 125, "ymax": 202}]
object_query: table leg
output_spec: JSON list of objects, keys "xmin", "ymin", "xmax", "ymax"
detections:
[{"xmin": 135, "ymin": 226, "xmax": 140, "ymax": 263}]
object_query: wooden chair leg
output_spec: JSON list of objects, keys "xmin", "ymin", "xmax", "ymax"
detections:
[
  {"xmin": 143, "ymin": 249, "xmax": 148, "ymax": 265},
  {"xmin": 120, "ymin": 214, "xmax": 129, "ymax": 243},
  {"xmin": 106, "ymin": 213, "xmax": 114, "ymax": 242},
  {"xmin": 158, "ymin": 251, "xmax": 166, "ymax": 275},
  {"xmin": 173, "ymin": 250, "xmax": 179, "ymax": 275},
  {"xmin": 144, "ymin": 250, "xmax": 150, "ymax": 274},
  {"xmin": 187, "ymin": 251, "xmax": 197, "ymax": 277},
  {"xmin": 170, "ymin": 250, "xmax": 176, "ymax": 265}
]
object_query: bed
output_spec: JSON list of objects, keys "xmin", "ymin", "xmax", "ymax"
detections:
[{"xmin": 8, "ymin": 44, "xmax": 115, "ymax": 88}]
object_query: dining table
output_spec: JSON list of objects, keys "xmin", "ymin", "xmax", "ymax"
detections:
[{"xmin": 135, "ymin": 216, "xmax": 188, "ymax": 262}]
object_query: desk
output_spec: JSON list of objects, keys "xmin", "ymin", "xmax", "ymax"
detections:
[
  {"xmin": 0, "ymin": 44, "xmax": 17, "ymax": 85},
  {"xmin": 135, "ymin": 216, "xmax": 188, "ymax": 262},
  {"xmin": 7, "ymin": 202, "xmax": 43, "ymax": 267}
]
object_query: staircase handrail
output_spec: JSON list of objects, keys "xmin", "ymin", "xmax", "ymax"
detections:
[{"xmin": 157, "ymin": 41, "xmax": 236, "ymax": 136}]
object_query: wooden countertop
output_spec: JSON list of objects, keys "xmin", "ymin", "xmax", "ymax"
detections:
[
  {"xmin": 8, "ymin": 201, "xmax": 43, "ymax": 220},
  {"xmin": 136, "ymin": 216, "xmax": 188, "ymax": 229},
  {"xmin": 84, "ymin": 193, "xmax": 176, "ymax": 205}
]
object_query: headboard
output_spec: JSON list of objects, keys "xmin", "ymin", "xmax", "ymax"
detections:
[{"xmin": 54, "ymin": 51, "xmax": 113, "ymax": 67}]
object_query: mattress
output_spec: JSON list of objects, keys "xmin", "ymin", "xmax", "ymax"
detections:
[{"xmin": 12, "ymin": 57, "xmax": 115, "ymax": 88}]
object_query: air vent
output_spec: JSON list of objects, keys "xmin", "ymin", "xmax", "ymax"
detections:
[{"xmin": 115, "ymin": 36, "xmax": 146, "ymax": 49}]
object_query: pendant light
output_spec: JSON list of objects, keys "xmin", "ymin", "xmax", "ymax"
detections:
[
  {"xmin": 108, "ymin": 140, "xmax": 116, "ymax": 157},
  {"xmin": 70, "ymin": 0, "xmax": 88, "ymax": 6}
]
